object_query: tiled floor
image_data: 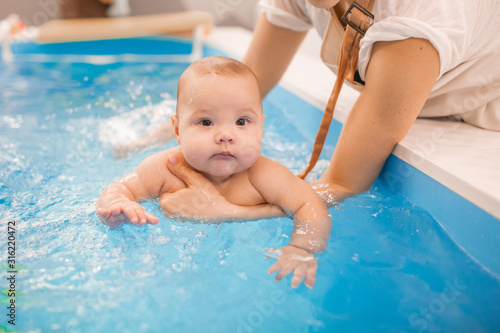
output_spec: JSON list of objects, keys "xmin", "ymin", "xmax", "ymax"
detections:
[{"xmin": 207, "ymin": 27, "xmax": 500, "ymax": 219}]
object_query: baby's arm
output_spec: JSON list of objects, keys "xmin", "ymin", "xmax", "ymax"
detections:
[
  {"xmin": 97, "ymin": 149, "xmax": 183, "ymax": 227},
  {"xmin": 249, "ymin": 157, "xmax": 332, "ymax": 288}
]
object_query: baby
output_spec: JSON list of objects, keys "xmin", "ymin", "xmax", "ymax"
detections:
[{"xmin": 97, "ymin": 56, "xmax": 332, "ymax": 288}]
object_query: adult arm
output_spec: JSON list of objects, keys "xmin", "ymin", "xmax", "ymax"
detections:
[
  {"xmin": 318, "ymin": 38, "xmax": 440, "ymax": 198},
  {"xmin": 242, "ymin": 13, "xmax": 308, "ymax": 98},
  {"xmin": 160, "ymin": 154, "xmax": 287, "ymax": 221}
]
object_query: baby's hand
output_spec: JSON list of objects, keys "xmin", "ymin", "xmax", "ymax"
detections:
[
  {"xmin": 266, "ymin": 245, "xmax": 318, "ymax": 289},
  {"xmin": 97, "ymin": 201, "xmax": 159, "ymax": 228}
]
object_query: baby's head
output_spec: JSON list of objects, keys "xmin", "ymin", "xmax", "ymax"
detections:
[{"xmin": 172, "ymin": 56, "xmax": 264, "ymax": 180}]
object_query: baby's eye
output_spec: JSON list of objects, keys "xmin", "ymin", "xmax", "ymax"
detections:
[
  {"xmin": 199, "ymin": 119, "xmax": 212, "ymax": 126},
  {"xmin": 236, "ymin": 118, "xmax": 249, "ymax": 126}
]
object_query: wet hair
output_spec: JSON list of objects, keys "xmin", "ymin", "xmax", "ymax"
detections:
[{"xmin": 176, "ymin": 56, "xmax": 261, "ymax": 112}]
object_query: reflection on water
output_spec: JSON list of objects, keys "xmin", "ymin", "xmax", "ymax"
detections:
[{"xmin": 1, "ymin": 62, "xmax": 499, "ymax": 332}]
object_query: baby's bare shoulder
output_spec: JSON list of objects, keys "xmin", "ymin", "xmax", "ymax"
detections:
[
  {"xmin": 143, "ymin": 146, "xmax": 182, "ymax": 164},
  {"xmin": 134, "ymin": 146, "xmax": 186, "ymax": 194},
  {"xmin": 249, "ymin": 156, "xmax": 321, "ymax": 210},
  {"xmin": 249, "ymin": 155, "xmax": 292, "ymax": 176},
  {"xmin": 248, "ymin": 156, "xmax": 301, "ymax": 189}
]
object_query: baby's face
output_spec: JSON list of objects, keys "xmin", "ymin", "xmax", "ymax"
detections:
[{"xmin": 172, "ymin": 73, "xmax": 264, "ymax": 180}]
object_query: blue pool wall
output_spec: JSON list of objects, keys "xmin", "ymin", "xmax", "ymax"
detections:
[
  {"xmin": 10, "ymin": 35, "xmax": 195, "ymax": 56},
  {"xmin": 5, "ymin": 36, "xmax": 500, "ymax": 278},
  {"xmin": 265, "ymin": 86, "xmax": 500, "ymax": 280}
]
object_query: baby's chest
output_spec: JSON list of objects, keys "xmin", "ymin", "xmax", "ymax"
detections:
[{"xmin": 216, "ymin": 177, "xmax": 266, "ymax": 206}]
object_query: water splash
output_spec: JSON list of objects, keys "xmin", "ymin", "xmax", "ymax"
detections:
[{"xmin": 1, "ymin": 61, "xmax": 499, "ymax": 333}]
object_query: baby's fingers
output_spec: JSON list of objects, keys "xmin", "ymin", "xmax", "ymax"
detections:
[
  {"xmin": 135, "ymin": 207, "xmax": 147, "ymax": 224},
  {"xmin": 267, "ymin": 261, "xmax": 282, "ymax": 275},
  {"xmin": 291, "ymin": 266, "xmax": 307, "ymax": 289},
  {"xmin": 273, "ymin": 263, "xmax": 294, "ymax": 282},
  {"xmin": 265, "ymin": 248, "xmax": 282, "ymax": 254},
  {"xmin": 304, "ymin": 265, "xmax": 317, "ymax": 289},
  {"xmin": 97, "ymin": 208, "xmax": 111, "ymax": 219},
  {"xmin": 110, "ymin": 206, "xmax": 128, "ymax": 223},
  {"xmin": 264, "ymin": 248, "xmax": 282, "ymax": 260},
  {"xmin": 97, "ymin": 209, "xmax": 117, "ymax": 227},
  {"xmin": 122, "ymin": 206, "xmax": 139, "ymax": 224},
  {"xmin": 145, "ymin": 212, "xmax": 160, "ymax": 225},
  {"xmin": 97, "ymin": 209, "xmax": 121, "ymax": 228}
]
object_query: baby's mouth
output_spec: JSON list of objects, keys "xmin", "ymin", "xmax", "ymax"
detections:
[{"xmin": 211, "ymin": 151, "xmax": 235, "ymax": 159}]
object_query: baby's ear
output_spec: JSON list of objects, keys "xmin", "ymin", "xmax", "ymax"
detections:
[{"xmin": 171, "ymin": 114, "xmax": 181, "ymax": 143}]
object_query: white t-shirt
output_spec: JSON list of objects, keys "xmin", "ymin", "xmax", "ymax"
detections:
[{"xmin": 260, "ymin": 0, "xmax": 500, "ymax": 131}]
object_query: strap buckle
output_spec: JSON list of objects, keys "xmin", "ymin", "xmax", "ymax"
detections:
[{"xmin": 341, "ymin": 2, "xmax": 374, "ymax": 36}]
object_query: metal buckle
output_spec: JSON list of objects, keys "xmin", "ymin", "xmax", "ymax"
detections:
[{"xmin": 341, "ymin": 2, "xmax": 374, "ymax": 36}]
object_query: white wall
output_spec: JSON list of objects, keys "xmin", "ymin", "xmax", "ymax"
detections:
[
  {"xmin": 179, "ymin": 0, "xmax": 260, "ymax": 30},
  {"xmin": 0, "ymin": 0, "xmax": 260, "ymax": 29},
  {"xmin": 1, "ymin": 0, "xmax": 62, "ymax": 27}
]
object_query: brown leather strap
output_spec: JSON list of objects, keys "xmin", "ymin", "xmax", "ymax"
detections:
[{"xmin": 298, "ymin": 1, "xmax": 374, "ymax": 179}]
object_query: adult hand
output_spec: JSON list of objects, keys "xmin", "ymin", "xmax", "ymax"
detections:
[
  {"xmin": 161, "ymin": 153, "xmax": 287, "ymax": 221},
  {"xmin": 160, "ymin": 154, "xmax": 234, "ymax": 221}
]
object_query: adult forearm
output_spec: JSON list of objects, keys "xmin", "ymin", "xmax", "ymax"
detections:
[
  {"xmin": 159, "ymin": 189, "xmax": 287, "ymax": 222},
  {"xmin": 221, "ymin": 203, "xmax": 287, "ymax": 222},
  {"xmin": 320, "ymin": 38, "xmax": 440, "ymax": 194},
  {"xmin": 242, "ymin": 14, "xmax": 307, "ymax": 98},
  {"xmin": 325, "ymin": 95, "xmax": 400, "ymax": 194}
]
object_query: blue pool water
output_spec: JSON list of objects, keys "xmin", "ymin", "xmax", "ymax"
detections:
[{"xmin": 1, "ymin": 40, "xmax": 500, "ymax": 332}]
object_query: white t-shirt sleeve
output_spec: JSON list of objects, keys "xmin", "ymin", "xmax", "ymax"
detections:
[
  {"xmin": 358, "ymin": 17, "xmax": 456, "ymax": 80},
  {"xmin": 259, "ymin": 0, "xmax": 313, "ymax": 32},
  {"xmin": 357, "ymin": 0, "xmax": 475, "ymax": 81}
]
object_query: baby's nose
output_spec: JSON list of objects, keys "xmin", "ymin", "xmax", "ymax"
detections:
[{"xmin": 215, "ymin": 130, "xmax": 234, "ymax": 143}]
